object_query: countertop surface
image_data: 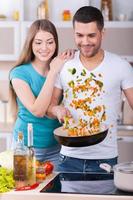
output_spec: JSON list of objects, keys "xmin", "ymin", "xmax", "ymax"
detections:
[
  {"xmin": 0, "ymin": 172, "xmax": 133, "ymax": 200},
  {"xmin": 0, "ymin": 193, "xmax": 133, "ymax": 200}
]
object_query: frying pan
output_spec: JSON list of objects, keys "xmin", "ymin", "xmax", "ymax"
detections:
[{"xmin": 54, "ymin": 124, "xmax": 108, "ymax": 147}]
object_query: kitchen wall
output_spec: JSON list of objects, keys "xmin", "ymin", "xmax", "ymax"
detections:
[
  {"xmin": 0, "ymin": 27, "xmax": 133, "ymax": 124},
  {"xmin": 57, "ymin": 27, "xmax": 133, "ymax": 57},
  {"xmin": 0, "ymin": 65, "xmax": 133, "ymax": 125},
  {"xmin": 0, "ymin": 61, "xmax": 14, "ymax": 123}
]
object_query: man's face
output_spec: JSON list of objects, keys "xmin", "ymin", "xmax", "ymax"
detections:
[{"xmin": 74, "ymin": 21, "xmax": 104, "ymax": 58}]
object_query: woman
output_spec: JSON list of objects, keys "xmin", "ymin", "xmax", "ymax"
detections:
[{"xmin": 9, "ymin": 19, "xmax": 74, "ymax": 170}]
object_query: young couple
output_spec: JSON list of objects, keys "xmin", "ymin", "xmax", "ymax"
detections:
[{"xmin": 10, "ymin": 6, "xmax": 133, "ymax": 172}]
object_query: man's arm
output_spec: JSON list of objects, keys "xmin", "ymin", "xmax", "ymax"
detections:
[
  {"xmin": 47, "ymin": 87, "xmax": 71, "ymax": 122},
  {"xmin": 123, "ymin": 87, "xmax": 133, "ymax": 109}
]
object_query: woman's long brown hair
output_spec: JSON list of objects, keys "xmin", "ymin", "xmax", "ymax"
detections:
[{"xmin": 9, "ymin": 19, "xmax": 59, "ymax": 120}]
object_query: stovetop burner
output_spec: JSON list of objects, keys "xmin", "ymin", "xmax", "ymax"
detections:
[{"xmin": 40, "ymin": 172, "xmax": 133, "ymax": 196}]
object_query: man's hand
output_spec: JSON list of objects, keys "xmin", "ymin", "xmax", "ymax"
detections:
[{"xmin": 52, "ymin": 105, "xmax": 71, "ymax": 123}]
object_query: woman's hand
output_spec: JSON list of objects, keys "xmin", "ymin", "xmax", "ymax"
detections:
[
  {"xmin": 50, "ymin": 49, "xmax": 76, "ymax": 75},
  {"xmin": 61, "ymin": 48, "xmax": 77, "ymax": 60},
  {"xmin": 50, "ymin": 52, "xmax": 67, "ymax": 75}
]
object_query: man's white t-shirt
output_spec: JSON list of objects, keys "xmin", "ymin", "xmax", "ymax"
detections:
[{"xmin": 55, "ymin": 51, "xmax": 133, "ymax": 159}]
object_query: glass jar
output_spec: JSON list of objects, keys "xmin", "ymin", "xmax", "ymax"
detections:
[{"xmin": 62, "ymin": 10, "xmax": 71, "ymax": 21}]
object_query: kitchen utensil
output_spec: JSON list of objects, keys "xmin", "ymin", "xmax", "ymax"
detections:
[
  {"xmin": 54, "ymin": 124, "xmax": 108, "ymax": 147},
  {"xmin": 100, "ymin": 162, "xmax": 133, "ymax": 192}
]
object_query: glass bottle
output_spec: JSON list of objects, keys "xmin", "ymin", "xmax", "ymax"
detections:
[
  {"xmin": 102, "ymin": 1, "xmax": 109, "ymax": 21},
  {"xmin": 62, "ymin": 10, "xmax": 71, "ymax": 21},
  {"xmin": 37, "ymin": 0, "xmax": 49, "ymax": 19},
  {"xmin": 12, "ymin": 10, "xmax": 19, "ymax": 21},
  {"xmin": 13, "ymin": 132, "xmax": 27, "ymax": 189},
  {"xmin": 27, "ymin": 123, "xmax": 36, "ymax": 185}
]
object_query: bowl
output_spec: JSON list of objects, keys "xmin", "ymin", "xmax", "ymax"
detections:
[{"xmin": 54, "ymin": 124, "xmax": 108, "ymax": 147}]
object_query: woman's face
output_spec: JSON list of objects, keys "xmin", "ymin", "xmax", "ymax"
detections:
[{"xmin": 32, "ymin": 30, "xmax": 56, "ymax": 62}]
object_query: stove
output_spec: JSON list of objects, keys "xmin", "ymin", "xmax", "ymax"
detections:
[{"xmin": 40, "ymin": 172, "xmax": 133, "ymax": 196}]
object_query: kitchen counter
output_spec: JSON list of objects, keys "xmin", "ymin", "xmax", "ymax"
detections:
[
  {"xmin": 0, "ymin": 173, "xmax": 133, "ymax": 200},
  {"xmin": 0, "ymin": 193, "xmax": 133, "ymax": 200}
]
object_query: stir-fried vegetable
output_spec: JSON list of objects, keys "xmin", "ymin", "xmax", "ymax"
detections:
[
  {"xmin": 64, "ymin": 68, "xmax": 106, "ymax": 137},
  {"xmin": 68, "ymin": 68, "xmax": 76, "ymax": 75}
]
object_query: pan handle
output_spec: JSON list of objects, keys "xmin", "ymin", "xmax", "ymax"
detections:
[{"xmin": 99, "ymin": 163, "xmax": 113, "ymax": 173}]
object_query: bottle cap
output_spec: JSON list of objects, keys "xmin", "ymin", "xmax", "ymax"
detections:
[
  {"xmin": 18, "ymin": 131, "xmax": 23, "ymax": 140},
  {"xmin": 27, "ymin": 123, "xmax": 33, "ymax": 147},
  {"xmin": 28, "ymin": 123, "xmax": 33, "ymax": 130}
]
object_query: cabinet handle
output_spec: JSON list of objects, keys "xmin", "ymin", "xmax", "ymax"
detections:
[{"xmin": 117, "ymin": 137, "xmax": 124, "ymax": 141}]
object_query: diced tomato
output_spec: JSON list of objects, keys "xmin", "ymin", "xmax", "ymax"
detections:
[
  {"xmin": 43, "ymin": 161, "xmax": 54, "ymax": 175},
  {"xmin": 36, "ymin": 173, "xmax": 46, "ymax": 180}
]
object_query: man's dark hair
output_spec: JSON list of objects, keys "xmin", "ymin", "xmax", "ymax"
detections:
[{"xmin": 73, "ymin": 6, "xmax": 104, "ymax": 30}]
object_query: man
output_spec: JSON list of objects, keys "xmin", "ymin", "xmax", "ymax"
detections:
[{"xmin": 48, "ymin": 6, "xmax": 133, "ymax": 172}]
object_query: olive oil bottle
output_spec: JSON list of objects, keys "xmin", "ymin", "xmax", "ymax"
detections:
[
  {"xmin": 27, "ymin": 123, "xmax": 36, "ymax": 185},
  {"xmin": 13, "ymin": 132, "xmax": 27, "ymax": 188}
]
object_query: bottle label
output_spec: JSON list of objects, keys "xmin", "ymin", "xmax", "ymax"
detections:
[{"xmin": 14, "ymin": 155, "xmax": 27, "ymax": 181}]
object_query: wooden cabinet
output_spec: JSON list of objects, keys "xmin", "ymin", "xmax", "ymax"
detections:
[{"xmin": 0, "ymin": 22, "xmax": 20, "ymax": 60}]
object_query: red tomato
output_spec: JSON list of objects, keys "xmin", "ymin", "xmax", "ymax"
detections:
[{"xmin": 43, "ymin": 161, "xmax": 54, "ymax": 175}]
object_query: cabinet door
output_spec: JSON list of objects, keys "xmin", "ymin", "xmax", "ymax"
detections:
[
  {"xmin": 0, "ymin": 133, "xmax": 12, "ymax": 152},
  {"xmin": 117, "ymin": 136, "xmax": 133, "ymax": 163},
  {"xmin": 20, "ymin": 21, "xmax": 32, "ymax": 50},
  {"xmin": 0, "ymin": 22, "xmax": 20, "ymax": 61}
]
